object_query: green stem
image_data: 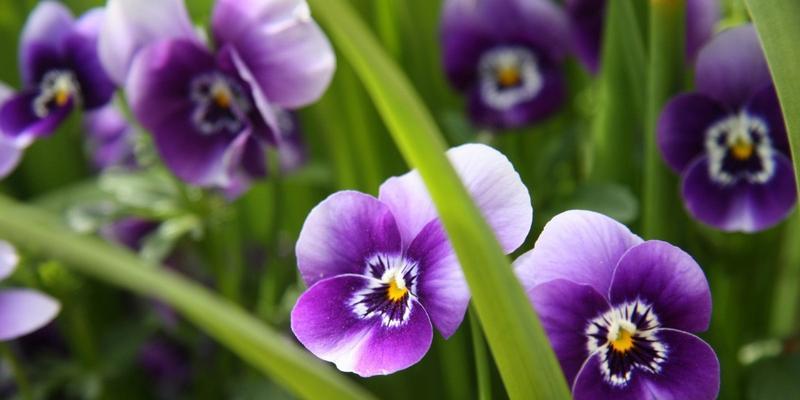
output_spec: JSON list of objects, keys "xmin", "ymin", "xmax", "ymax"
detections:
[
  {"xmin": 770, "ymin": 213, "xmax": 800, "ymax": 336},
  {"xmin": 469, "ymin": 306, "xmax": 492, "ymax": 400},
  {"xmin": 0, "ymin": 195, "xmax": 374, "ymax": 400},
  {"xmin": 206, "ymin": 207, "xmax": 244, "ymax": 304},
  {"xmin": 1, "ymin": 344, "xmax": 32, "ymax": 400}
]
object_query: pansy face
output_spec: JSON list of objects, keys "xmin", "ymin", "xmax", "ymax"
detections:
[
  {"xmin": 352, "ymin": 254, "xmax": 420, "ymax": 328},
  {"xmin": 478, "ymin": 46, "xmax": 543, "ymax": 111},
  {"xmin": 705, "ymin": 112, "xmax": 774, "ymax": 185},
  {"xmin": 33, "ymin": 70, "xmax": 81, "ymax": 118},
  {"xmin": 189, "ymin": 72, "xmax": 252, "ymax": 137}
]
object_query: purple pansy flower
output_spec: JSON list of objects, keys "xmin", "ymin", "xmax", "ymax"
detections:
[
  {"xmin": 291, "ymin": 144, "xmax": 532, "ymax": 376},
  {"xmin": 100, "ymin": 0, "xmax": 334, "ymax": 190},
  {"xmin": 658, "ymin": 25, "xmax": 795, "ymax": 232},
  {"xmin": 0, "ymin": 1, "xmax": 114, "ymax": 146},
  {"xmin": 0, "ymin": 240, "xmax": 61, "ymax": 341},
  {"xmin": 515, "ymin": 210, "xmax": 719, "ymax": 399},
  {"xmin": 84, "ymin": 103, "xmax": 138, "ymax": 171},
  {"xmin": 567, "ymin": 0, "xmax": 719, "ymax": 73},
  {"xmin": 440, "ymin": 0, "xmax": 570, "ymax": 129},
  {"xmin": 0, "ymin": 83, "xmax": 25, "ymax": 179}
]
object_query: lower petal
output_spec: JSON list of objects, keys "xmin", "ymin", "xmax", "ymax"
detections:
[
  {"xmin": 0, "ymin": 289, "xmax": 61, "ymax": 341},
  {"xmin": 291, "ymin": 275, "xmax": 433, "ymax": 377},
  {"xmin": 641, "ymin": 329, "xmax": 720, "ymax": 400},
  {"xmin": 742, "ymin": 153, "xmax": 797, "ymax": 231},
  {"xmin": 572, "ymin": 352, "xmax": 652, "ymax": 400}
]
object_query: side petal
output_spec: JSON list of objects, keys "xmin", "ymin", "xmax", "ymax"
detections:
[
  {"xmin": 379, "ymin": 143, "xmax": 532, "ymax": 253},
  {"xmin": 571, "ymin": 352, "xmax": 652, "ymax": 400},
  {"xmin": 19, "ymin": 1, "xmax": 75, "ymax": 85},
  {"xmin": 642, "ymin": 329, "xmax": 720, "ymax": 400},
  {"xmin": 514, "ymin": 210, "xmax": 642, "ymax": 296},
  {"xmin": 657, "ymin": 93, "xmax": 726, "ymax": 173},
  {"xmin": 744, "ymin": 84, "xmax": 790, "ymax": 154},
  {"xmin": 0, "ymin": 289, "xmax": 61, "ymax": 341},
  {"xmin": 291, "ymin": 275, "xmax": 433, "ymax": 377},
  {"xmin": 212, "ymin": 0, "xmax": 335, "ymax": 108},
  {"xmin": 0, "ymin": 90, "xmax": 72, "ymax": 145},
  {"xmin": 0, "ymin": 241, "xmax": 19, "ymax": 281},
  {"xmin": 527, "ymin": 279, "xmax": 611, "ymax": 386},
  {"xmin": 296, "ymin": 191, "xmax": 402, "ymax": 286},
  {"xmin": 695, "ymin": 25, "xmax": 771, "ymax": 108},
  {"xmin": 609, "ymin": 240, "xmax": 712, "ymax": 332},
  {"xmin": 99, "ymin": 0, "xmax": 198, "ymax": 85},
  {"xmin": 64, "ymin": 8, "xmax": 115, "ymax": 109},
  {"xmin": 440, "ymin": 0, "xmax": 495, "ymax": 90},
  {"xmin": 0, "ymin": 137, "xmax": 24, "ymax": 179}
]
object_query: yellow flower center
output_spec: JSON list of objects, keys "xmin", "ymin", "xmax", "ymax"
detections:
[
  {"xmin": 610, "ymin": 328, "xmax": 635, "ymax": 353},
  {"xmin": 55, "ymin": 89, "xmax": 70, "ymax": 106},
  {"xmin": 386, "ymin": 277, "xmax": 408, "ymax": 302},
  {"xmin": 731, "ymin": 139, "xmax": 754, "ymax": 160},
  {"xmin": 213, "ymin": 90, "xmax": 232, "ymax": 109},
  {"xmin": 496, "ymin": 66, "xmax": 521, "ymax": 88}
]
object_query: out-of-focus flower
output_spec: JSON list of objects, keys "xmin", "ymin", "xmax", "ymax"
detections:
[
  {"xmin": 275, "ymin": 110, "xmax": 307, "ymax": 173},
  {"xmin": 515, "ymin": 210, "xmax": 719, "ymax": 400},
  {"xmin": 84, "ymin": 103, "xmax": 138, "ymax": 170},
  {"xmin": 101, "ymin": 217, "xmax": 159, "ymax": 250},
  {"xmin": 99, "ymin": 0, "xmax": 334, "ymax": 193},
  {"xmin": 658, "ymin": 25, "xmax": 795, "ymax": 232},
  {"xmin": 0, "ymin": 2, "xmax": 114, "ymax": 145},
  {"xmin": 567, "ymin": 0, "xmax": 719, "ymax": 73},
  {"xmin": 440, "ymin": 0, "xmax": 570, "ymax": 129},
  {"xmin": 0, "ymin": 240, "xmax": 61, "ymax": 341},
  {"xmin": 291, "ymin": 144, "xmax": 532, "ymax": 376},
  {"xmin": 0, "ymin": 83, "xmax": 25, "ymax": 179}
]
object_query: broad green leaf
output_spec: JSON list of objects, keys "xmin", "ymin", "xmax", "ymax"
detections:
[{"xmin": 307, "ymin": 0, "xmax": 571, "ymax": 398}]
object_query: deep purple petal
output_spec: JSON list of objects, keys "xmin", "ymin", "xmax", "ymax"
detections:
[
  {"xmin": 641, "ymin": 329, "xmax": 720, "ymax": 400},
  {"xmin": 565, "ymin": 0, "xmax": 605, "ymax": 74},
  {"xmin": 657, "ymin": 93, "xmax": 726, "ymax": 173},
  {"xmin": 19, "ymin": 1, "xmax": 74, "ymax": 85},
  {"xmin": 571, "ymin": 352, "xmax": 651, "ymax": 400},
  {"xmin": 0, "ymin": 241, "xmax": 19, "ymax": 281},
  {"xmin": 291, "ymin": 275, "xmax": 433, "ymax": 377},
  {"xmin": 101, "ymin": 218, "xmax": 159, "ymax": 251},
  {"xmin": 527, "ymin": 279, "xmax": 611, "ymax": 386},
  {"xmin": 681, "ymin": 156, "xmax": 797, "ymax": 232},
  {"xmin": 83, "ymin": 103, "xmax": 137, "ymax": 170},
  {"xmin": 686, "ymin": 0, "xmax": 720, "ymax": 63},
  {"xmin": 467, "ymin": 62, "xmax": 565, "ymax": 129},
  {"xmin": 212, "ymin": 0, "xmax": 335, "ymax": 108},
  {"xmin": 695, "ymin": 25, "xmax": 771, "ymax": 108},
  {"xmin": 296, "ymin": 191, "xmax": 402, "ymax": 286},
  {"xmin": 223, "ymin": 46, "xmax": 281, "ymax": 138},
  {"xmin": 440, "ymin": 0, "xmax": 496, "ymax": 90},
  {"xmin": 405, "ymin": 220, "xmax": 468, "ymax": 338},
  {"xmin": 0, "ymin": 289, "xmax": 60, "ymax": 341},
  {"xmin": 609, "ymin": 241, "xmax": 711, "ymax": 332},
  {"xmin": 0, "ymin": 90, "xmax": 72, "ymax": 145},
  {"xmin": 274, "ymin": 110, "xmax": 307, "ymax": 172},
  {"xmin": 514, "ymin": 210, "xmax": 642, "ymax": 296},
  {"xmin": 744, "ymin": 84, "xmax": 790, "ymax": 154},
  {"xmin": 63, "ymin": 9, "xmax": 115, "ymax": 109},
  {"xmin": 379, "ymin": 143, "xmax": 532, "ymax": 253},
  {"xmin": 99, "ymin": 0, "xmax": 198, "ymax": 85}
]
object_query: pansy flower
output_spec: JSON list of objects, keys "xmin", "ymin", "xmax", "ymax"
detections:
[
  {"xmin": 99, "ymin": 0, "xmax": 334, "ymax": 190},
  {"xmin": 84, "ymin": 103, "xmax": 138, "ymax": 171},
  {"xmin": 291, "ymin": 144, "xmax": 532, "ymax": 376},
  {"xmin": 567, "ymin": 0, "xmax": 719, "ymax": 73},
  {"xmin": 0, "ymin": 240, "xmax": 61, "ymax": 341},
  {"xmin": 0, "ymin": 83, "xmax": 25, "ymax": 179},
  {"xmin": 0, "ymin": 1, "xmax": 114, "ymax": 146},
  {"xmin": 515, "ymin": 210, "xmax": 719, "ymax": 399},
  {"xmin": 440, "ymin": 0, "xmax": 570, "ymax": 129},
  {"xmin": 658, "ymin": 25, "xmax": 795, "ymax": 232}
]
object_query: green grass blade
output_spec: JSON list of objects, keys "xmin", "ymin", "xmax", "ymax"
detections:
[
  {"xmin": 307, "ymin": 0, "xmax": 571, "ymax": 398},
  {"xmin": 0, "ymin": 195, "xmax": 374, "ymax": 400}
]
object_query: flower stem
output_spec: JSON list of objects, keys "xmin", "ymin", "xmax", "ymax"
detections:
[
  {"xmin": 770, "ymin": 213, "xmax": 800, "ymax": 336},
  {"xmin": 0, "ymin": 344, "xmax": 32, "ymax": 400},
  {"xmin": 469, "ymin": 306, "xmax": 492, "ymax": 400}
]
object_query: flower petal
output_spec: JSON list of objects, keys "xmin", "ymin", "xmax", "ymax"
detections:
[
  {"xmin": 379, "ymin": 143, "xmax": 532, "ymax": 253},
  {"xmin": 695, "ymin": 25, "xmax": 771, "ymax": 108},
  {"xmin": 291, "ymin": 274, "xmax": 433, "ymax": 377},
  {"xmin": 641, "ymin": 329, "xmax": 720, "ymax": 400},
  {"xmin": 296, "ymin": 191, "xmax": 402, "ymax": 286},
  {"xmin": 744, "ymin": 84, "xmax": 789, "ymax": 154},
  {"xmin": 405, "ymin": 220, "xmax": 468, "ymax": 338},
  {"xmin": 565, "ymin": 0, "xmax": 605, "ymax": 74},
  {"xmin": 657, "ymin": 93, "xmax": 726, "ymax": 173},
  {"xmin": 0, "ymin": 90, "xmax": 72, "ymax": 145},
  {"xmin": 63, "ymin": 8, "xmax": 115, "ymax": 109},
  {"xmin": 212, "ymin": 0, "xmax": 335, "ymax": 108},
  {"xmin": 0, "ymin": 241, "xmax": 19, "ymax": 281},
  {"xmin": 0, "ymin": 137, "xmax": 23, "ymax": 179},
  {"xmin": 19, "ymin": 1, "xmax": 74, "ymax": 85},
  {"xmin": 99, "ymin": 0, "xmax": 198, "ymax": 85},
  {"xmin": 686, "ymin": 0, "xmax": 720, "ymax": 63},
  {"xmin": 514, "ymin": 210, "xmax": 642, "ymax": 296},
  {"xmin": 440, "ymin": 0, "xmax": 495, "ymax": 90},
  {"xmin": 609, "ymin": 240, "xmax": 711, "ymax": 332},
  {"xmin": 0, "ymin": 289, "xmax": 60, "ymax": 341},
  {"xmin": 571, "ymin": 352, "xmax": 651, "ymax": 400},
  {"xmin": 526, "ymin": 279, "xmax": 611, "ymax": 386}
]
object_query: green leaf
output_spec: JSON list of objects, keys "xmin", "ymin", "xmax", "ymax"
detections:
[
  {"xmin": 558, "ymin": 183, "xmax": 639, "ymax": 224},
  {"xmin": 0, "ymin": 196, "xmax": 374, "ymax": 400},
  {"xmin": 307, "ymin": 0, "xmax": 571, "ymax": 398}
]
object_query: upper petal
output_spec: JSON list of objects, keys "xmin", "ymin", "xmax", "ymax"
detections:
[
  {"xmin": 296, "ymin": 191, "xmax": 402, "ymax": 286},
  {"xmin": 0, "ymin": 289, "xmax": 60, "ymax": 341},
  {"xmin": 290, "ymin": 274, "xmax": 433, "ymax": 377},
  {"xmin": 19, "ymin": 1, "xmax": 75, "ymax": 85},
  {"xmin": 685, "ymin": 0, "xmax": 720, "ymax": 63},
  {"xmin": 641, "ymin": 329, "xmax": 720, "ymax": 400},
  {"xmin": 657, "ymin": 92, "xmax": 726, "ymax": 173},
  {"xmin": 609, "ymin": 240, "xmax": 712, "ymax": 332},
  {"xmin": 0, "ymin": 241, "xmax": 19, "ymax": 281},
  {"xmin": 695, "ymin": 25, "xmax": 771, "ymax": 108},
  {"xmin": 99, "ymin": 0, "xmax": 198, "ymax": 85},
  {"xmin": 212, "ymin": 0, "xmax": 335, "ymax": 108},
  {"xmin": 514, "ymin": 210, "xmax": 642, "ymax": 296},
  {"xmin": 440, "ymin": 0, "xmax": 495, "ymax": 89},
  {"xmin": 379, "ymin": 143, "xmax": 532, "ymax": 253},
  {"xmin": 63, "ymin": 9, "xmax": 115, "ymax": 109}
]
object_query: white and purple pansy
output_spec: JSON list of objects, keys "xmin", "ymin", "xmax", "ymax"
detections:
[
  {"xmin": 99, "ymin": 0, "xmax": 334, "ymax": 191},
  {"xmin": 291, "ymin": 144, "xmax": 533, "ymax": 376},
  {"xmin": 658, "ymin": 25, "xmax": 796, "ymax": 232},
  {"xmin": 0, "ymin": 1, "xmax": 114, "ymax": 146},
  {"xmin": 0, "ymin": 240, "xmax": 61, "ymax": 341},
  {"xmin": 515, "ymin": 210, "xmax": 719, "ymax": 400},
  {"xmin": 440, "ymin": 0, "xmax": 570, "ymax": 129}
]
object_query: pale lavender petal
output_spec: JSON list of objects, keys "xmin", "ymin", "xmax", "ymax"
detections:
[
  {"xmin": 379, "ymin": 143, "xmax": 532, "ymax": 253},
  {"xmin": 296, "ymin": 191, "xmax": 402, "ymax": 286},
  {"xmin": 514, "ymin": 210, "xmax": 642, "ymax": 295},
  {"xmin": 291, "ymin": 275, "xmax": 433, "ymax": 377},
  {"xmin": 571, "ymin": 353, "xmax": 651, "ymax": 400},
  {"xmin": 642, "ymin": 329, "xmax": 720, "ymax": 400},
  {"xmin": 609, "ymin": 241, "xmax": 712, "ymax": 332},
  {"xmin": 212, "ymin": 0, "xmax": 335, "ymax": 108},
  {"xmin": 0, "ymin": 289, "xmax": 60, "ymax": 341},
  {"xmin": 19, "ymin": 1, "xmax": 74, "ymax": 85},
  {"xmin": 99, "ymin": 0, "xmax": 198, "ymax": 85},
  {"xmin": 0, "ymin": 137, "xmax": 24, "ymax": 179},
  {"xmin": 0, "ymin": 241, "xmax": 19, "ymax": 281}
]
